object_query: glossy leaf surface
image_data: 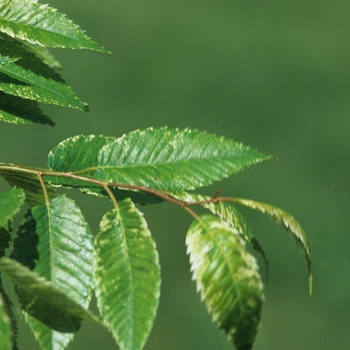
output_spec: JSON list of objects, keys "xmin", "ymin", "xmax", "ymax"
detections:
[
  {"xmin": 10, "ymin": 196, "xmax": 95, "ymax": 350},
  {"xmin": 186, "ymin": 215, "xmax": 264, "ymax": 350},
  {"xmin": 0, "ymin": 0, "xmax": 107, "ymax": 51},
  {"xmin": 95, "ymin": 127, "xmax": 270, "ymax": 191},
  {"xmin": 94, "ymin": 198, "xmax": 161, "ymax": 350},
  {"xmin": 0, "ymin": 55, "xmax": 88, "ymax": 111},
  {"xmin": 235, "ymin": 198, "xmax": 312, "ymax": 294}
]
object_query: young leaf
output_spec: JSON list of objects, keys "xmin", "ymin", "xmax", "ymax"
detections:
[
  {"xmin": 174, "ymin": 192, "xmax": 269, "ymax": 282},
  {"xmin": 0, "ymin": 165, "xmax": 57, "ymax": 206},
  {"xmin": 0, "ymin": 0, "xmax": 107, "ymax": 52},
  {"xmin": 10, "ymin": 195, "xmax": 95, "ymax": 350},
  {"xmin": 0, "ymin": 55, "xmax": 89, "ymax": 112},
  {"xmin": 91, "ymin": 127, "xmax": 270, "ymax": 191},
  {"xmin": 0, "ymin": 293, "xmax": 12, "ymax": 350},
  {"xmin": 94, "ymin": 198, "xmax": 161, "ymax": 350},
  {"xmin": 0, "ymin": 188, "xmax": 25, "ymax": 228},
  {"xmin": 235, "ymin": 198, "xmax": 312, "ymax": 294},
  {"xmin": 186, "ymin": 215, "xmax": 264, "ymax": 350}
]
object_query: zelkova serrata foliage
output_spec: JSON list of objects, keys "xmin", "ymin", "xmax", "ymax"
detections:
[{"xmin": 0, "ymin": 1, "xmax": 312, "ymax": 349}]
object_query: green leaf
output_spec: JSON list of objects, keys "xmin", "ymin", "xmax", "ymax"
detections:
[
  {"xmin": 0, "ymin": 292, "xmax": 12, "ymax": 350},
  {"xmin": 47, "ymin": 135, "xmax": 163, "ymax": 205},
  {"xmin": 47, "ymin": 134, "xmax": 116, "ymax": 186},
  {"xmin": 16, "ymin": 40, "xmax": 62, "ymax": 69},
  {"xmin": 0, "ymin": 281, "xmax": 18, "ymax": 350},
  {"xmin": 10, "ymin": 195, "xmax": 96, "ymax": 350},
  {"xmin": 0, "ymin": 257, "xmax": 100, "ymax": 323},
  {"xmin": 0, "ymin": 33, "xmax": 64, "ymax": 83},
  {"xmin": 235, "ymin": 198, "xmax": 313, "ymax": 295},
  {"xmin": 51, "ymin": 128, "xmax": 269, "ymax": 192},
  {"xmin": 0, "ymin": 0, "xmax": 107, "ymax": 52},
  {"xmin": 0, "ymin": 164, "xmax": 57, "ymax": 206},
  {"xmin": 0, "ymin": 227, "xmax": 11, "ymax": 258},
  {"xmin": 94, "ymin": 198, "xmax": 161, "ymax": 350},
  {"xmin": 186, "ymin": 215, "xmax": 263, "ymax": 350},
  {"xmin": 0, "ymin": 92, "xmax": 54, "ymax": 125},
  {"xmin": 0, "ymin": 188, "xmax": 25, "ymax": 228},
  {"xmin": 174, "ymin": 192, "xmax": 269, "ymax": 282},
  {"xmin": 0, "ymin": 55, "xmax": 89, "ymax": 111}
]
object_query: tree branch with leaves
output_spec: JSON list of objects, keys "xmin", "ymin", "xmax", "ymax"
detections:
[{"xmin": 0, "ymin": 1, "xmax": 312, "ymax": 350}]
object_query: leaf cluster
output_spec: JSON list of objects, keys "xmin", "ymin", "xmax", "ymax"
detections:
[{"xmin": 0, "ymin": 1, "xmax": 312, "ymax": 350}]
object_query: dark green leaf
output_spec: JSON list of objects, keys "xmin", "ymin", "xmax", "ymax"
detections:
[
  {"xmin": 0, "ymin": 92, "xmax": 54, "ymax": 126},
  {"xmin": 53, "ymin": 128, "xmax": 269, "ymax": 192},
  {"xmin": 0, "ymin": 188, "xmax": 25, "ymax": 228},
  {"xmin": 94, "ymin": 198, "xmax": 161, "ymax": 350},
  {"xmin": 235, "ymin": 198, "xmax": 312, "ymax": 295},
  {"xmin": 0, "ymin": 0, "xmax": 107, "ymax": 52},
  {"xmin": 11, "ymin": 195, "xmax": 96, "ymax": 349},
  {"xmin": 0, "ymin": 227, "xmax": 11, "ymax": 257},
  {"xmin": 0, "ymin": 281, "xmax": 18, "ymax": 350},
  {"xmin": 186, "ymin": 215, "xmax": 264, "ymax": 350},
  {"xmin": 0, "ymin": 257, "xmax": 100, "ymax": 324},
  {"xmin": 0, "ymin": 165, "xmax": 57, "ymax": 206},
  {"xmin": 0, "ymin": 292, "xmax": 12, "ymax": 350},
  {"xmin": 0, "ymin": 55, "xmax": 89, "ymax": 111},
  {"xmin": 0, "ymin": 33, "xmax": 64, "ymax": 82}
]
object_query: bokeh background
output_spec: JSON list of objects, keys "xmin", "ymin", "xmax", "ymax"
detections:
[{"xmin": 1, "ymin": 0, "xmax": 349, "ymax": 349}]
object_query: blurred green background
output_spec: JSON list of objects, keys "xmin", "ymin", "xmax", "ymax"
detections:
[{"xmin": 1, "ymin": 0, "xmax": 349, "ymax": 349}]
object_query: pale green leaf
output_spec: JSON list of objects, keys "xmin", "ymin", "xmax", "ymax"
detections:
[
  {"xmin": 94, "ymin": 198, "xmax": 161, "ymax": 350},
  {"xmin": 0, "ymin": 0, "xmax": 107, "ymax": 52},
  {"xmin": 0, "ymin": 293, "xmax": 12, "ymax": 350},
  {"xmin": 16, "ymin": 39, "xmax": 62, "ymax": 69},
  {"xmin": 52, "ymin": 127, "xmax": 270, "ymax": 192},
  {"xmin": 10, "ymin": 195, "xmax": 96, "ymax": 350},
  {"xmin": 235, "ymin": 198, "xmax": 312, "ymax": 295},
  {"xmin": 0, "ymin": 188, "xmax": 25, "ymax": 227},
  {"xmin": 186, "ymin": 215, "xmax": 264, "ymax": 350},
  {"xmin": 174, "ymin": 192, "xmax": 269, "ymax": 282},
  {"xmin": 0, "ymin": 55, "xmax": 88, "ymax": 111},
  {"xmin": 0, "ymin": 164, "xmax": 57, "ymax": 206}
]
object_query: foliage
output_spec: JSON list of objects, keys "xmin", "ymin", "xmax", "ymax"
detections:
[{"xmin": 0, "ymin": 1, "xmax": 312, "ymax": 350}]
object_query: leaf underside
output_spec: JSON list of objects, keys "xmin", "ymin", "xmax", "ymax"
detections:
[
  {"xmin": 235, "ymin": 198, "xmax": 313, "ymax": 295},
  {"xmin": 94, "ymin": 198, "xmax": 161, "ymax": 350},
  {"xmin": 0, "ymin": 165, "xmax": 57, "ymax": 206},
  {"xmin": 174, "ymin": 192, "xmax": 270, "ymax": 282},
  {"xmin": 186, "ymin": 215, "xmax": 264, "ymax": 350}
]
